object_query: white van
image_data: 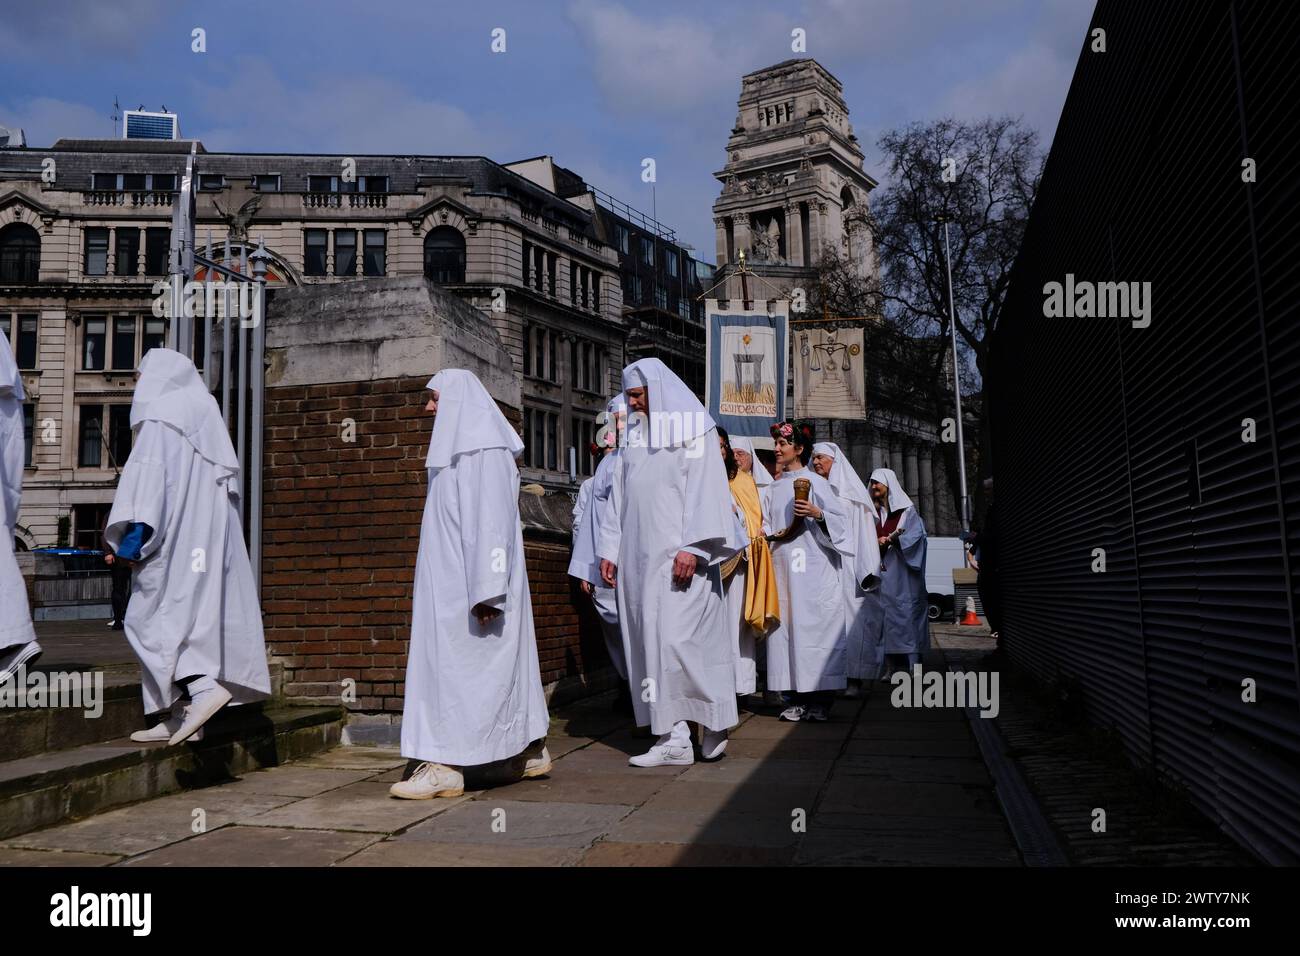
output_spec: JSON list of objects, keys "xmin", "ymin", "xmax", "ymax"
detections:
[{"xmin": 925, "ymin": 536, "xmax": 970, "ymax": 621}]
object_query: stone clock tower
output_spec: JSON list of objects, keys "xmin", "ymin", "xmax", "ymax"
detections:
[{"xmin": 711, "ymin": 58, "xmax": 879, "ymax": 300}]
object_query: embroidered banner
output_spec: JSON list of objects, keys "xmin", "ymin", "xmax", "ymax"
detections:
[
  {"xmin": 793, "ymin": 324, "xmax": 865, "ymax": 420},
  {"xmin": 705, "ymin": 299, "xmax": 788, "ymax": 441}
]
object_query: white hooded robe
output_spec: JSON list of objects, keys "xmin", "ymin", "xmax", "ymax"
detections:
[
  {"xmin": 0, "ymin": 333, "xmax": 35, "ymax": 652},
  {"xmin": 596, "ymin": 359, "xmax": 743, "ymax": 734},
  {"xmin": 813, "ymin": 442, "xmax": 883, "ymax": 680},
  {"xmin": 762, "ymin": 466, "xmax": 854, "ymax": 693},
  {"xmin": 399, "ymin": 369, "xmax": 550, "ymax": 767},
  {"xmin": 105, "ymin": 348, "xmax": 270, "ymax": 715},
  {"xmin": 859, "ymin": 467, "xmax": 930, "ymax": 662}
]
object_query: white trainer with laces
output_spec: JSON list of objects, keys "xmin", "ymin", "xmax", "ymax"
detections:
[
  {"xmin": 132, "ymin": 704, "xmax": 204, "ymax": 743},
  {"xmin": 389, "ymin": 762, "xmax": 465, "ymax": 799},
  {"xmin": 779, "ymin": 704, "xmax": 806, "ymax": 722},
  {"xmin": 629, "ymin": 732, "xmax": 694, "ymax": 767},
  {"xmin": 0, "ymin": 641, "xmax": 42, "ymax": 685}
]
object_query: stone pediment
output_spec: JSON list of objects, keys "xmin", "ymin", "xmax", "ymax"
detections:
[
  {"xmin": 0, "ymin": 188, "xmax": 58, "ymax": 226},
  {"xmin": 406, "ymin": 195, "xmax": 479, "ymax": 233}
]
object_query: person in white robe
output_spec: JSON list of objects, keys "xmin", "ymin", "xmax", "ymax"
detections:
[
  {"xmin": 392, "ymin": 369, "xmax": 551, "ymax": 798},
  {"xmin": 811, "ymin": 442, "xmax": 882, "ymax": 696},
  {"xmin": 568, "ymin": 394, "xmax": 628, "ymax": 689},
  {"xmin": 762, "ymin": 421, "xmax": 854, "ymax": 722},
  {"xmin": 859, "ymin": 467, "xmax": 930, "ymax": 677},
  {"xmin": 0, "ymin": 332, "xmax": 40, "ymax": 683},
  {"xmin": 597, "ymin": 358, "xmax": 743, "ymax": 766},
  {"xmin": 105, "ymin": 348, "xmax": 270, "ymax": 745}
]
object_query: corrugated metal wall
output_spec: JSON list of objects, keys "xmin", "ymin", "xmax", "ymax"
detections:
[{"xmin": 991, "ymin": 0, "xmax": 1300, "ymax": 863}]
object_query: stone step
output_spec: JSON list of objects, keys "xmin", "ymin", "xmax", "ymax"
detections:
[
  {"xmin": 0, "ymin": 703, "xmax": 344, "ymax": 840},
  {"xmin": 0, "ymin": 660, "xmax": 287, "ymax": 763}
]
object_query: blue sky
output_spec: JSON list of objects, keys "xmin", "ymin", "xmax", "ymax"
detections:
[{"xmin": 0, "ymin": 0, "xmax": 1095, "ymax": 258}]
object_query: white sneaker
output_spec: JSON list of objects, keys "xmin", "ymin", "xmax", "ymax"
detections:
[
  {"xmin": 700, "ymin": 728, "xmax": 728, "ymax": 761},
  {"xmin": 520, "ymin": 742, "xmax": 552, "ymax": 778},
  {"xmin": 779, "ymin": 704, "xmax": 806, "ymax": 722},
  {"xmin": 168, "ymin": 684, "xmax": 232, "ymax": 745},
  {"xmin": 0, "ymin": 641, "xmax": 42, "ymax": 684},
  {"xmin": 131, "ymin": 707, "xmax": 204, "ymax": 744},
  {"xmin": 389, "ymin": 762, "xmax": 465, "ymax": 799},
  {"xmin": 106, "ymin": 619, "xmax": 117, "ymax": 628},
  {"xmin": 629, "ymin": 736, "xmax": 694, "ymax": 767}
]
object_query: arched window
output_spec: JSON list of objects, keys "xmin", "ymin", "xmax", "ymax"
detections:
[
  {"xmin": 423, "ymin": 227, "xmax": 465, "ymax": 284},
  {"xmin": 840, "ymin": 186, "xmax": 856, "ymax": 212},
  {"xmin": 0, "ymin": 223, "xmax": 41, "ymax": 283}
]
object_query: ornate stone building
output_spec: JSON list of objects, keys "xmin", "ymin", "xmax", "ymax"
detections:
[
  {"xmin": 710, "ymin": 58, "xmax": 969, "ymax": 535},
  {"xmin": 0, "ymin": 138, "xmax": 663, "ymax": 549}
]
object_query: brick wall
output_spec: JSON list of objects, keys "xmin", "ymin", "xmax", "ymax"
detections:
[{"xmin": 261, "ymin": 374, "xmax": 612, "ymax": 714}]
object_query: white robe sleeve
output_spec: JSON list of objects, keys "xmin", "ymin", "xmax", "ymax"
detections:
[
  {"xmin": 807, "ymin": 480, "xmax": 853, "ymax": 561},
  {"xmin": 456, "ymin": 448, "xmax": 518, "ymax": 611},
  {"xmin": 595, "ymin": 453, "xmax": 624, "ymax": 566},
  {"xmin": 0, "ymin": 402, "xmax": 22, "ymax": 532},
  {"xmin": 105, "ymin": 421, "xmax": 173, "ymax": 561},
  {"xmin": 679, "ymin": 439, "xmax": 743, "ymax": 565},
  {"xmin": 896, "ymin": 508, "xmax": 927, "ymax": 571},
  {"xmin": 572, "ymin": 478, "xmax": 593, "ymax": 546}
]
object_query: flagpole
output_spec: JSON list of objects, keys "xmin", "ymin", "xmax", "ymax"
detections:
[{"xmin": 938, "ymin": 215, "xmax": 970, "ymax": 533}]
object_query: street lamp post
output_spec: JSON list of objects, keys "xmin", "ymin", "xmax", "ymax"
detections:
[{"xmin": 939, "ymin": 216, "xmax": 970, "ymax": 534}]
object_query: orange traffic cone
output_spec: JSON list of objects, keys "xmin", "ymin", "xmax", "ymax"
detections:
[{"xmin": 959, "ymin": 596, "xmax": 982, "ymax": 626}]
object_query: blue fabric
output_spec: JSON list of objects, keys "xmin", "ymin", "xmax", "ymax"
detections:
[{"xmin": 114, "ymin": 522, "xmax": 153, "ymax": 561}]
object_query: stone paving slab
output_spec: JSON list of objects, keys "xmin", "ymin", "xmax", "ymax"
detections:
[
  {"xmin": 4, "ymin": 790, "xmax": 294, "ymax": 857},
  {"xmin": 817, "ymin": 778, "xmax": 1003, "ymax": 819},
  {"xmin": 291, "ymin": 747, "xmax": 409, "ymax": 771},
  {"xmin": 724, "ymin": 736, "xmax": 845, "ymax": 761},
  {"xmin": 579, "ymin": 841, "xmax": 796, "ymax": 866},
  {"xmin": 241, "ymin": 781, "xmax": 468, "ymax": 833},
  {"xmin": 206, "ymin": 766, "xmax": 378, "ymax": 798},
  {"xmin": 844, "ymin": 736, "xmax": 979, "ymax": 758},
  {"xmin": 0, "ymin": 847, "xmax": 120, "ymax": 867},
  {"xmin": 833, "ymin": 755, "xmax": 993, "ymax": 785},
  {"xmin": 482, "ymin": 770, "xmax": 672, "ymax": 806},
  {"xmin": 119, "ymin": 825, "xmax": 380, "ymax": 867},
  {"xmin": 637, "ymin": 779, "xmax": 823, "ymax": 816},
  {"xmin": 730, "ymin": 719, "xmax": 852, "ymax": 741},
  {"xmin": 397, "ymin": 799, "xmax": 632, "ymax": 848},
  {"xmin": 605, "ymin": 800, "xmax": 802, "ymax": 849},
  {"xmin": 677, "ymin": 756, "xmax": 834, "ymax": 786},
  {"xmin": 338, "ymin": 841, "xmax": 585, "ymax": 867}
]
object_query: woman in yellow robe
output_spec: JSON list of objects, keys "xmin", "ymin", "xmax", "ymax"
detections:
[{"xmin": 717, "ymin": 431, "xmax": 780, "ymax": 696}]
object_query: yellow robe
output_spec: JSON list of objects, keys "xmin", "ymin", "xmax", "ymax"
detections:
[{"xmin": 729, "ymin": 471, "xmax": 780, "ymax": 635}]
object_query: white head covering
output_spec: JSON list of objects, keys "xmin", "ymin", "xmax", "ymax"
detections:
[
  {"xmin": 729, "ymin": 434, "xmax": 772, "ymax": 486},
  {"xmin": 868, "ymin": 467, "xmax": 915, "ymax": 514},
  {"xmin": 425, "ymin": 368, "xmax": 524, "ymax": 469},
  {"xmin": 131, "ymin": 348, "xmax": 239, "ymax": 480},
  {"xmin": 0, "ymin": 331, "xmax": 24, "ymax": 401},
  {"xmin": 813, "ymin": 442, "xmax": 869, "ymax": 506},
  {"xmin": 621, "ymin": 357, "xmax": 715, "ymax": 449}
]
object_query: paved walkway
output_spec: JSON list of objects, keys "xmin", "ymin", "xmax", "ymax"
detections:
[{"xmin": 0, "ymin": 655, "xmax": 1022, "ymax": 867}]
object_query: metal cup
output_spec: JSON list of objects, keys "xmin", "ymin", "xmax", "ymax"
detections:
[{"xmin": 793, "ymin": 477, "xmax": 811, "ymax": 502}]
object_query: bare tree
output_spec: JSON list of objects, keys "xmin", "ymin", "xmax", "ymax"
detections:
[{"xmin": 816, "ymin": 116, "xmax": 1044, "ymax": 523}]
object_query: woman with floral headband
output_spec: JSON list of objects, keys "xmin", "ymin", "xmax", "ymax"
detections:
[{"xmin": 761, "ymin": 420, "xmax": 854, "ymax": 722}]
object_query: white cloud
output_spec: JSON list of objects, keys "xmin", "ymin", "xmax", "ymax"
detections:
[
  {"xmin": 185, "ymin": 57, "xmax": 520, "ymax": 157},
  {"xmin": 0, "ymin": 0, "xmax": 170, "ymax": 59}
]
